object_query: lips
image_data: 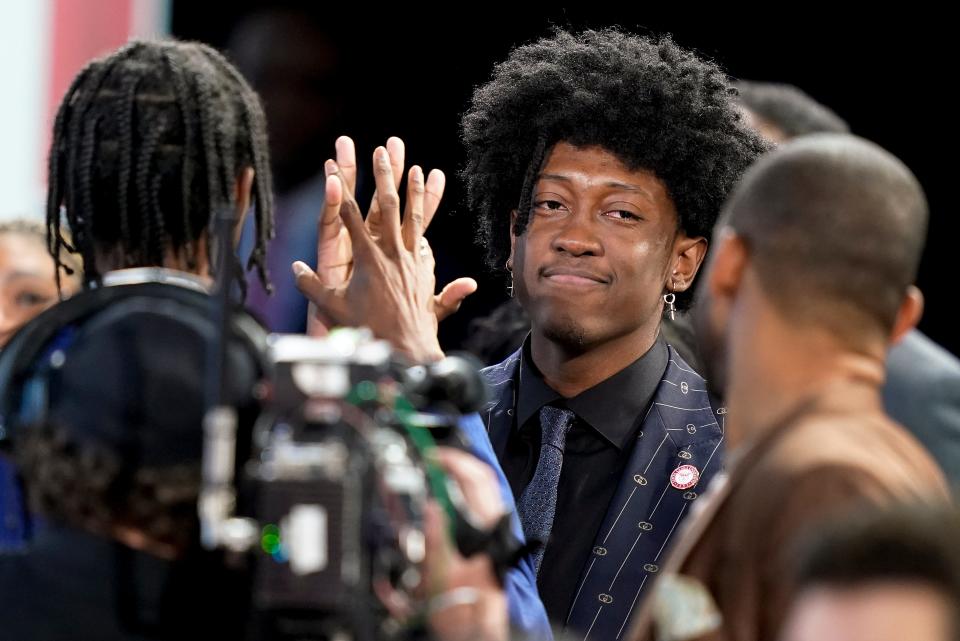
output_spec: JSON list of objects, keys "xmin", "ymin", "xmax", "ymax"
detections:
[{"xmin": 540, "ymin": 265, "xmax": 610, "ymax": 286}]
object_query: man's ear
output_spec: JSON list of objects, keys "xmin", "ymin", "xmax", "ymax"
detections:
[
  {"xmin": 707, "ymin": 227, "xmax": 749, "ymax": 303},
  {"xmin": 890, "ymin": 285, "xmax": 924, "ymax": 345},
  {"xmin": 669, "ymin": 234, "xmax": 708, "ymax": 294}
]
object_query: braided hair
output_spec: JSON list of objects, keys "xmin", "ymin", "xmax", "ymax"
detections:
[{"xmin": 45, "ymin": 39, "xmax": 274, "ymax": 292}]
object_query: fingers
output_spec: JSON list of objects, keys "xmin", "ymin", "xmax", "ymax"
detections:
[
  {"xmin": 314, "ymin": 173, "xmax": 355, "ymax": 285},
  {"xmin": 422, "ymin": 500, "xmax": 454, "ymax": 594},
  {"xmin": 423, "ymin": 168, "xmax": 446, "ymax": 230},
  {"xmin": 371, "ymin": 146, "xmax": 403, "ymax": 253},
  {"xmin": 402, "ymin": 165, "xmax": 425, "ymax": 251},
  {"xmin": 435, "ymin": 277, "xmax": 478, "ymax": 321},
  {"xmin": 326, "ymin": 137, "xmax": 444, "ymax": 262},
  {"xmin": 292, "ymin": 261, "xmax": 347, "ymax": 325},
  {"xmin": 318, "ymin": 171, "xmax": 344, "ymax": 246},
  {"xmin": 305, "ymin": 172, "xmax": 349, "ymax": 331},
  {"xmin": 365, "ymin": 137, "xmax": 406, "ymax": 237},
  {"xmin": 334, "ymin": 136, "xmax": 357, "ymax": 197},
  {"xmin": 319, "ymin": 171, "xmax": 373, "ymax": 266},
  {"xmin": 337, "ymin": 193, "xmax": 375, "ymax": 261},
  {"xmin": 386, "ymin": 136, "xmax": 405, "ymax": 190},
  {"xmin": 433, "ymin": 447, "xmax": 505, "ymax": 530}
]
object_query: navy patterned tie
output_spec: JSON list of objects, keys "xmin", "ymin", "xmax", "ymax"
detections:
[{"xmin": 517, "ymin": 405, "xmax": 576, "ymax": 574}]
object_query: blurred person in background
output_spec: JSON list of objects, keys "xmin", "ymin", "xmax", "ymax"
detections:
[
  {"xmin": 0, "ymin": 219, "xmax": 80, "ymax": 551},
  {"xmin": 780, "ymin": 504, "xmax": 960, "ymax": 641},
  {"xmin": 732, "ymin": 80, "xmax": 850, "ymax": 142},
  {"xmin": 0, "ymin": 219, "xmax": 80, "ymax": 348},
  {"xmin": 627, "ymin": 134, "xmax": 950, "ymax": 641},
  {"xmin": 734, "ymin": 79, "xmax": 960, "ymax": 488}
]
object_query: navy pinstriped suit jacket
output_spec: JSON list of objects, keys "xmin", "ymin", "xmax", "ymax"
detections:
[{"xmin": 481, "ymin": 345, "xmax": 725, "ymax": 640}]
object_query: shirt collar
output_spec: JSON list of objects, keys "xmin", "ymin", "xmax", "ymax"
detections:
[{"xmin": 516, "ymin": 333, "xmax": 669, "ymax": 449}]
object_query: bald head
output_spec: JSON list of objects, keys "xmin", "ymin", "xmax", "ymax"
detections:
[
  {"xmin": 722, "ymin": 134, "xmax": 928, "ymax": 342},
  {"xmin": 734, "ymin": 80, "xmax": 850, "ymax": 141}
]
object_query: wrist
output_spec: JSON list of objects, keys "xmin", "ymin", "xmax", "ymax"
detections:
[{"xmin": 401, "ymin": 335, "xmax": 445, "ymax": 364}]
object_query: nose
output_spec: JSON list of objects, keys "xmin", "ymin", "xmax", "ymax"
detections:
[{"xmin": 550, "ymin": 211, "xmax": 603, "ymax": 257}]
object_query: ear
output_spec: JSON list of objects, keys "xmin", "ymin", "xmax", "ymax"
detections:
[
  {"xmin": 233, "ymin": 167, "xmax": 255, "ymax": 245},
  {"xmin": 890, "ymin": 285, "xmax": 924, "ymax": 344},
  {"xmin": 705, "ymin": 227, "xmax": 749, "ymax": 302},
  {"xmin": 668, "ymin": 232, "xmax": 708, "ymax": 293}
]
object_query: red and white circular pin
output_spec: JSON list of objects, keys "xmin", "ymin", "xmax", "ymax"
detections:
[{"xmin": 670, "ymin": 464, "xmax": 700, "ymax": 490}]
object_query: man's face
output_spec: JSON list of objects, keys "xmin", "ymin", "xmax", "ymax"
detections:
[
  {"xmin": 780, "ymin": 583, "xmax": 955, "ymax": 641},
  {"xmin": 511, "ymin": 142, "xmax": 682, "ymax": 352}
]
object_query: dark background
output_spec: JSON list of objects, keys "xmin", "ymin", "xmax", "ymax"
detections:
[{"xmin": 171, "ymin": 6, "xmax": 957, "ymax": 356}]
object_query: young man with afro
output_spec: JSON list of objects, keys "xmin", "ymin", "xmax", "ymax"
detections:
[
  {"xmin": 464, "ymin": 29, "xmax": 764, "ymax": 635},
  {"xmin": 296, "ymin": 28, "xmax": 765, "ymax": 636}
]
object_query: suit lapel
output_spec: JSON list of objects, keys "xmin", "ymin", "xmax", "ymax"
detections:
[
  {"xmin": 480, "ymin": 349, "xmax": 522, "ymax": 455},
  {"xmin": 565, "ymin": 346, "xmax": 726, "ymax": 640}
]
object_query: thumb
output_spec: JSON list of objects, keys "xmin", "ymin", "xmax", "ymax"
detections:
[
  {"xmin": 293, "ymin": 261, "xmax": 345, "ymax": 324},
  {"xmin": 434, "ymin": 277, "xmax": 478, "ymax": 321}
]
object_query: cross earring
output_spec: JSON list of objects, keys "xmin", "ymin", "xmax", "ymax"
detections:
[{"xmin": 663, "ymin": 292, "xmax": 676, "ymax": 320}]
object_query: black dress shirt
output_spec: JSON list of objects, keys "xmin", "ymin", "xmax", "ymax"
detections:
[{"xmin": 497, "ymin": 335, "xmax": 668, "ymax": 624}]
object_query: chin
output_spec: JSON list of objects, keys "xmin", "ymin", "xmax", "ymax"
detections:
[{"xmin": 539, "ymin": 313, "xmax": 591, "ymax": 352}]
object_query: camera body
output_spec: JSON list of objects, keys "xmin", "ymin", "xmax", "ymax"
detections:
[{"xmin": 201, "ymin": 329, "xmax": 484, "ymax": 640}]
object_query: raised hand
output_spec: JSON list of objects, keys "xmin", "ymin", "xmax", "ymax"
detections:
[{"xmin": 294, "ymin": 140, "xmax": 476, "ymax": 362}]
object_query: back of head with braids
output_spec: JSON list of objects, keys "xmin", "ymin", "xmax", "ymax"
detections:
[
  {"xmin": 45, "ymin": 39, "xmax": 275, "ymax": 293},
  {"xmin": 461, "ymin": 28, "xmax": 769, "ymax": 309}
]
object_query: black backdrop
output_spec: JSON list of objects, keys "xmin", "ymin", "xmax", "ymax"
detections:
[{"xmin": 171, "ymin": 7, "xmax": 958, "ymax": 356}]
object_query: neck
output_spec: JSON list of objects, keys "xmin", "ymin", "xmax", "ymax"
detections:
[
  {"xmin": 94, "ymin": 242, "xmax": 211, "ymax": 283},
  {"xmin": 530, "ymin": 320, "xmax": 659, "ymax": 397},
  {"xmin": 725, "ymin": 296, "xmax": 886, "ymax": 448}
]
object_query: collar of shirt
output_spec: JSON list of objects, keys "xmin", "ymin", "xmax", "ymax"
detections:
[{"xmin": 515, "ymin": 333, "xmax": 669, "ymax": 449}]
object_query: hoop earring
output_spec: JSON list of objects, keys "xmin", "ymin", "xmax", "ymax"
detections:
[{"xmin": 506, "ymin": 260, "xmax": 514, "ymax": 298}]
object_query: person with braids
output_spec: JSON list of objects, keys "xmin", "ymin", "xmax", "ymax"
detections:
[
  {"xmin": 0, "ymin": 39, "xmax": 276, "ymax": 639},
  {"xmin": 44, "ymin": 39, "xmax": 274, "ymax": 293},
  {"xmin": 0, "ymin": 37, "xmax": 273, "ymax": 550},
  {"xmin": 295, "ymin": 28, "xmax": 766, "ymax": 636}
]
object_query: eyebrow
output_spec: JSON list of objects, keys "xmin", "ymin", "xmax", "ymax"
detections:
[
  {"xmin": 536, "ymin": 173, "xmax": 656, "ymax": 201},
  {"xmin": 2, "ymin": 270, "xmax": 54, "ymax": 285}
]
